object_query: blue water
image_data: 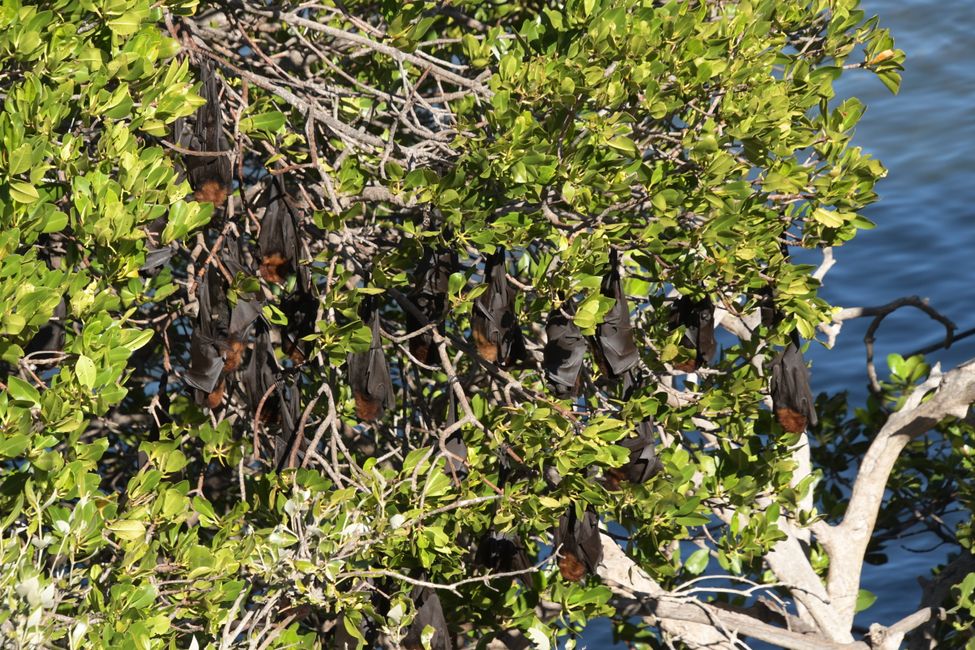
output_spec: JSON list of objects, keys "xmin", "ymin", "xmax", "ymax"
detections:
[{"xmin": 586, "ymin": 1, "xmax": 975, "ymax": 645}]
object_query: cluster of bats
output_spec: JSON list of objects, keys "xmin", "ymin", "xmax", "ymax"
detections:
[{"xmin": 164, "ymin": 61, "xmax": 818, "ymax": 647}]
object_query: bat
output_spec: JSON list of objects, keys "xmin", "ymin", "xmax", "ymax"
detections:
[
  {"xmin": 604, "ymin": 419, "xmax": 662, "ymax": 489},
  {"xmin": 183, "ymin": 60, "xmax": 232, "ymax": 205},
  {"xmin": 470, "ymin": 248, "xmax": 526, "ymax": 367},
  {"xmin": 185, "ymin": 268, "xmax": 261, "ymax": 407},
  {"xmin": 406, "ymin": 246, "xmax": 457, "ymax": 365},
  {"xmin": 258, "ymin": 180, "xmax": 302, "ymax": 285},
  {"xmin": 668, "ymin": 294, "xmax": 716, "ymax": 372},
  {"xmin": 402, "ymin": 587, "xmax": 452, "ymax": 650},
  {"xmin": 348, "ymin": 296, "xmax": 394, "ymax": 421},
  {"xmin": 770, "ymin": 332, "xmax": 817, "ymax": 433},
  {"xmin": 543, "ymin": 304, "xmax": 586, "ymax": 398},
  {"xmin": 244, "ymin": 323, "xmax": 277, "ymax": 420},
  {"xmin": 474, "ymin": 530, "xmax": 531, "ymax": 574},
  {"xmin": 553, "ymin": 507, "xmax": 603, "ymax": 581},
  {"xmin": 281, "ymin": 281, "xmax": 317, "ymax": 364},
  {"xmin": 590, "ymin": 250, "xmax": 640, "ymax": 381},
  {"xmin": 442, "ymin": 389, "xmax": 468, "ymax": 483}
]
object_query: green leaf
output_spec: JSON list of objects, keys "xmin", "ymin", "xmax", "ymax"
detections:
[
  {"xmin": 7, "ymin": 376, "xmax": 40, "ymax": 406},
  {"xmin": 855, "ymin": 589, "xmax": 877, "ymax": 613},
  {"xmin": 9, "ymin": 180, "xmax": 39, "ymax": 204},
  {"xmin": 76, "ymin": 355, "xmax": 96, "ymax": 389},
  {"xmin": 684, "ymin": 548, "xmax": 709, "ymax": 575},
  {"xmin": 240, "ymin": 111, "xmax": 286, "ymax": 133},
  {"xmin": 107, "ymin": 519, "xmax": 146, "ymax": 541}
]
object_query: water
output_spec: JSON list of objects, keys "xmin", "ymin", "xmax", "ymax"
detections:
[{"xmin": 586, "ymin": 1, "xmax": 975, "ymax": 645}]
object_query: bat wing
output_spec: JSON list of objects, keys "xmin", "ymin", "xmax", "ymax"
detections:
[
  {"xmin": 575, "ymin": 508, "xmax": 603, "ymax": 573},
  {"xmin": 185, "ymin": 330, "xmax": 224, "ymax": 393},
  {"xmin": 770, "ymin": 336, "xmax": 817, "ymax": 432},
  {"xmin": 693, "ymin": 297, "xmax": 717, "ymax": 366},
  {"xmin": 543, "ymin": 310, "xmax": 586, "ymax": 397},
  {"xmin": 618, "ymin": 420, "xmax": 662, "ymax": 484},
  {"xmin": 407, "ymin": 247, "xmax": 457, "ymax": 364},
  {"xmin": 258, "ymin": 181, "xmax": 300, "ymax": 284},
  {"xmin": 473, "ymin": 249, "xmax": 525, "ymax": 367},
  {"xmin": 403, "ymin": 589, "xmax": 451, "ymax": 650},
  {"xmin": 475, "ymin": 531, "xmax": 530, "ymax": 574},
  {"xmin": 230, "ymin": 299, "xmax": 262, "ymax": 338}
]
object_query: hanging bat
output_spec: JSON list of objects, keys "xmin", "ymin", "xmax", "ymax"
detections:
[
  {"xmin": 183, "ymin": 60, "xmax": 232, "ymax": 205},
  {"xmin": 402, "ymin": 587, "xmax": 452, "ymax": 650},
  {"xmin": 470, "ymin": 248, "xmax": 525, "ymax": 367},
  {"xmin": 590, "ymin": 250, "xmax": 640, "ymax": 381},
  {"xmin": 258, "ymin": 180, "xmax": 302, "ymax": 285},
  {"xmin": 441, "ymin": 388, "xmax": 468, "ymax": 483},
  {"xmin": 770, "ymin": 332, "xmax": 817, "ymax": 433},
  {"xmin": 281, "ymin": 281, "xmax": 318, "ymax": 364},
  {"xmin": 553, "ymin": 507, "xmax": 603, "ymax": 581},
  {"xmin": 474, "ymin": 530, "xmax": 532, "ymax": 575},
  {"xmin": 668, "ymin": 294, "xmax": 716, "ymax": 372},
  {"xmin": 406, "ymin": 246, "xmax": 457, "ymax": 365},
  {"xmin": 244, "ymin": 323, "xmax": 277, "ymax": 419},
  {"xmin": 604, "ymin": 419, "xmax": 663, "ymax": 489},
  {"xmin": 185, "ymin": 268, "xmax": 261, "ymax": 407},
  {"xmin": 543, "ymin": 304, "xmax": 586, "ymax": 398},
  {"xmin": 348, "ymin": 296, "xmax": 394, "ymax": 421}
]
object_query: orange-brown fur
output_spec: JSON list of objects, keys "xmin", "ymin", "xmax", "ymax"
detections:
[
  {"xmin": 222, "ymin": 338, "xmax": 245, "ymax": 372},
  {"xmin": 775, "ymin": 407, "xmax": 807, "ymax": 433},
  {"xmin": 283, "ymin": 339, "xmax": 305, "ymax": 364},
  {"xmin": 194, "ymin": 179, "xmax": 228, "ymax": 205},
  {"xmin": 674, "ymin": 359, "xmax": 699, "ymax": 373},
  {"xmin": 409, "ymin": 337, "xmax": 431, "ymax": 364},
  {"xmin": 354, "ymin": 391, "xmax": 382, "ymax": 421},
  {"xmin": 207, "ymin": 380, "xmax": 225, "ymax": 409},
  {"xmin": 259, "ymin": 253, "xmax": 289, "ymax": 284},
  {"xmin": 472, "ymin": 324, "xmax": 498, "ymax": 363},
  {"xmin": 603, "ymin": 468, "xmax": 625, "ymax": 491},
  {"xmin": 558, "ymin": 552, "xmax": 586, "ymax": 582}
]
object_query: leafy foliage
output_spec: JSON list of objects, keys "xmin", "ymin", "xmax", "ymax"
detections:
[{"xmin": 6, "ymin": 1, "xmax": 970, "ymax": 649}]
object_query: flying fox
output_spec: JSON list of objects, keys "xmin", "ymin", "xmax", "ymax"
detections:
[
  {"xmin": 406, "ymin": 246, "xmax": 457, "ymax": 365},
  {"xmin": 183, "ymin": 60, "xmax": 232, "ymax": 205},
  {"xmin": 348, "ymin": 296, "xmax": 394, "ymax": 421},
  {"xmin": 470, "ymin": 248, "xmax": 526, "ymax": 367},
  {"xmin": 543, "ymin": 304, "xmax": 586, "ymax": 398},
  {"xmin": 554, "ymin": 507, "xmax": 603, "ymax": 582},
  {"xmin": 258, "ymin": 180, "xmax": 303, "ymax": 285},
  {"xmin": 590, "ymin": 250, "xmax": 640, "ymax": 381},
  {"xmin": 402, "ymin": 586, "xmax": 451, "ymax": 650},
  {"xmin": 668, "ymin": 294, "xmax": 716, "ymax": 372},
  {"xmin": 604, "ymin": 419, "xmax": 663, "ymax": 489},
  {"xmin": 770, "ymin": 332, "xmax": 817, "ymax": 433}
]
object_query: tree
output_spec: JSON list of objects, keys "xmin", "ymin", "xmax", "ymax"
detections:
[{"xmin": 1, "ymin": 0, "xmax": 970, "ymax": 648}]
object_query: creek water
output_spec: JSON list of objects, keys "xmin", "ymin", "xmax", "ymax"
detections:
[{"xmin": 586, "ymin": 0, "xmax": 975, "ymax": 645}]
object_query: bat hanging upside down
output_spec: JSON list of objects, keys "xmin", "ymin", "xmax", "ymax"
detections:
[
  {"xmin": 590, "ymin": 249, "xmax": 640, "ymax": 382},
  {"xmin": 770, "ymin": 332, "xmax": 818, "ymax": 433},
  {"xmin": 183, "ymin": 60, "xmax": 232, "ymax": 205},
  {"xmin": 554, "ymin": 506, "xmax": 603, "ymax": 582},
  {"xmin": 348, "ymin": 296, "xmax": 394, "ymax": 421},
  {"xmin": 406, "ymin": 246, "xmax": 457, "ymax": 365},
  {"xmin": 543, "ymin": 304, "xmax": 587, "ymax": 398},
  {"xmin": 470, "ymin": 248, "xmax": 526, "ymax": 367},
  {"xmin": 668, "ymin": 293, "xmax": 716, "ymax": 372}
]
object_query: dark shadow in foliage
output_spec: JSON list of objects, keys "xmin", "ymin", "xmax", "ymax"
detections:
[
  {"xmin": 590, "ymin": 249, "xmax": 640, "ymax": 382},
  {"xmin": 554, "ymin": 506, "xmax": 603, "ymax": 582},
  {"xmin": 668, "ymin": 294, "xmax": 716, "ymax": 372},
  {"xmin": 406, "ymin": 246, "xmax": 457, "ymax": 365},
  {"xmin": 348, "ymin": 296, "xmax": 394, "ymax": 421},
  {"xmin": 471, "ymin": 248, "xmax": 526, "ymax": 368},
  {"xmin": 181, "ymin": 59, "xmax": 232, "ymax": 205},
  {"xmin": 543, "ymin": 302, "xmax": 586, "ymax": 398}
]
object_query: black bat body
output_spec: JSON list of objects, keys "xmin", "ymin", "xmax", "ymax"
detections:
[
  {"xmin": 606, "ymin": 419, "xmax": 662, "ymax": 488},
  {"xmin": 590, "ymin": 250, "xmax": 640, "ymax": 381},
  {"xmin": 543, "ymin": 306, "xmax": 586, "ymax": 398},
  {"xmin": 406, "ymin": 247, "xmax": 456, "ymax": 364},
  {"xmin": 403, "ymin": 587, "xmax": 451, "ymax": 650},
  {"xmin": 442, "ymin": 390, "xmax": 468, "ymax": 482},
  {"xmin": 348, "ymin": 298, "xmax": 393, "ymax": 421},
  {"xmin": 184, "ymin": 61, "xmax": 231, "ymax": 205},
  {"xmin": 185, "ymin": 269, "xmax": 260, "ymax": 407},
  {"xmin": 471, "ymin": 249, "xmax": 525, "ymax": 367},
  {"xmin": 668, "ymin": 295, "xmax": 716, "ymax": 371},
  {"xmin": 474, "ymin": 530, "xmax": 531, "ymax": 574},
  {"xmin": 770, "ymin": 333, "xmax": 817, "ymax": 433},
  {"xmin": 554, "ymin": 507, "xmax": 603, "ymax": 581},
  {"xmin": 258, "ymin": 180, "xmax": 301, "ymax": 285}
]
